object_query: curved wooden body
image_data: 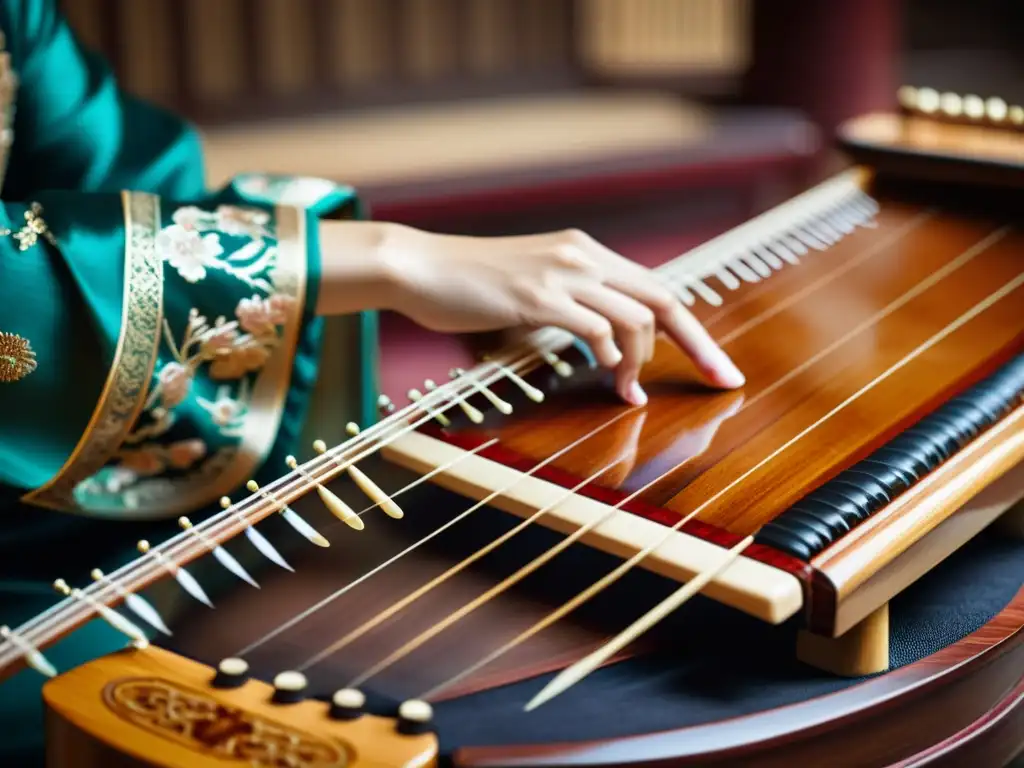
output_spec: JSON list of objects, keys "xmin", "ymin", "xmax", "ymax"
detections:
[
  {"xmin": 385, "ymin": 172, "xmax": 1024, "ymax": 637},
  {"xmin": 17, "ymin": 167, "xmax": 1024, "ymax": 768},
  {"xmin": 452, "ymin": 584, "xmax": 1024, "ymax": 768}
]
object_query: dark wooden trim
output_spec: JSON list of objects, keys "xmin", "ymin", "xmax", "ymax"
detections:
[{"xmin": 453, "ymin": 585, "xmax": 1024, "ymax": 767}]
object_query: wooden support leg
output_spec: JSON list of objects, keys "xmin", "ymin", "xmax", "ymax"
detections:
[
  {"xmin": 797, "ymin": 603, "xmax": 889, "ymax": 677},
  {"xmin": 993, "ymin": 498, "xmax": 1024, "ymax": 540}
]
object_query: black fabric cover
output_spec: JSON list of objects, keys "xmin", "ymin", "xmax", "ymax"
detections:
[
  {"xmin": 757, "ymin": 354, "xmax": 1024, "ymax": 560},
  {"xmin": 418, "ymin": 530, "xmax": 1022, "ymax": 753}
]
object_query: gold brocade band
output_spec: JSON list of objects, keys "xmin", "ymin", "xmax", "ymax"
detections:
[
  {"xmin": 136, "ymin": 202, "xmax": 308, "ymax": 517},
  {"xmin": 22, "ymin": 191, "xmax": 165, "ymax": 511}
]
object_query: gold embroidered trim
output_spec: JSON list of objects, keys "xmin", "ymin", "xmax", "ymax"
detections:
[
  {"xmin": 0, "ymin": 203, "xmax": 58, "ymax": 251},
  {"xmin": 0, "ymin": 331, "xmax": 36, "ymax": 383},
  {"xmin": 22, "ymin": 192, "xmax": 164, "ymax": 511},
  {"xmin": 115, "ymin": 204, "xmax": 308, "ymax": 517}
]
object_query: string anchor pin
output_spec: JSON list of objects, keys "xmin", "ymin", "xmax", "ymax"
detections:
[
  {"xmin": 246, "ymin": 480, "xmax": 330, "ymax": 547},
  {"xmin": 426, "ymin": 377, "xmax": 484, "ymax": 424},
  {"xmin": 137, "ymin": 540, "xmax": 214, "ymax": 608},
  {"xmin": 451, "ymin": 367, "xmax": 513, "ymax": 414},
  {"xmin": 179, "ymin": 517, "xmax": 260, "ymax": 588},
  {"xmin": 219, "ymin": 496, "xmax": 293, "ymax": 572},
  {"xmin": 483, "ymin": 357, "xmax": 545, "ymax": 403},
  {"xmin": 540, "ymin": 350, "xmax": 573, "ymax": 377},
  {"xmin": 286, "ymin": 456, "xmax": 364, "ymax": 530},
  {"xmin": 53, "ymin": 579, "xmax": 149, "ymax": 649},
  {"xmin": 0, "ymin": 625, "xmax": 57, "ymax": 678},
  {"xmin": 314, "ymin": 428, "xmax": 403, "ymax": 519},
  {"xmin": 407, "ymin": 387, "xmax": 450, "ymax": 427},
  {"xmin": 91, "ymin": 568, "xmax": 171, "ymax": 636}
]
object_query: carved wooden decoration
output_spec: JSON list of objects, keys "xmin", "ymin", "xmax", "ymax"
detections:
[{"xmin": 104, "ymin": 677, "xmax": 347, "ymax": 767}]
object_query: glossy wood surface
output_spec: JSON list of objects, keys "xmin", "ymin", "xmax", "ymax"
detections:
[
  {"xmin": 452, "ymin": 584, "xmax": 1024, "ymax": 767},
  {"xmin": 446, "ymin": 187, "xmax": 1024, "ymax": 550}
]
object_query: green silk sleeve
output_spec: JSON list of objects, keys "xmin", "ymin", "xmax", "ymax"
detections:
[{"xmin": 0, "ymin": 1, "xmax": 376, "ymax": 520}]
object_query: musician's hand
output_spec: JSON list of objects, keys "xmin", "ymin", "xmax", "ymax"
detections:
[{"xmin": 319, "ymin": 221, "xmax": 744, "ymax": 404}]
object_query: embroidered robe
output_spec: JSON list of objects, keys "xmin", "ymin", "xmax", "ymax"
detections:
[{"xmin": 0, "ymin": 3, "xmax": 377, "ymax": 758}]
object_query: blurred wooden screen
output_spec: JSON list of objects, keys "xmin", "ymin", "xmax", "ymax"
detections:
[{"xmin": 60, "ymin": 0, "xmax": 752, "ymax": 124}]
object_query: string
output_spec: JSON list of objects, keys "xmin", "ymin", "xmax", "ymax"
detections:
[
  {"xmin": 235, "ymin": 409, "xmax": 637, "ymax": 658},
  {"xmin": 313, "ymin": 225, "xmax": 1013, "ymax": 691},
  {"xmin": 227, "ymin": 186, "xmax": 897, "ymax": 663},
  {"xmin": 0, "ymin": 339, "xmax": 560, "ymax": 664},
  {"xmin": 432, "ymin": 258, "xmax": 1024, "ymax": 705},
  {"xmin": 336, "ymin": 416, "xmax": 725, "ymax": 687},
  {"xmin": 1, "ymin": 174, "xmax": 875, "ymax": 668}
]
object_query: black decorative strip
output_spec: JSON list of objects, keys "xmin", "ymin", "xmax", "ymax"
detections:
[{"xmin": 756, "ymin": 354, "xmax": 1024, "ymax": 561}]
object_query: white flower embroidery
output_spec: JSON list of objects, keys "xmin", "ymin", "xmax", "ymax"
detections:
[
  {"xmin": 215, "ymin": 205, "xmax": 271, "ymax": 238},
  {"xmin": 197, "ymin": 383, "xmax": 251, "ymax": 437},
  {"xmin": 156, "ymin": 361, "xmax": 193, "ymax": 409},
  {"xmin": 171, "ymin": 206, "xmax": 215, "ymax": 231},
  {"xmin": 156, "ymin": 225, "xmax": 224, "ymax": 283}
]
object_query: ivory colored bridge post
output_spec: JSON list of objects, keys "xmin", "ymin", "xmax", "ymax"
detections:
[{"xmin": 796, "ymin": 603, "xmax": 890, "ymax": 677}]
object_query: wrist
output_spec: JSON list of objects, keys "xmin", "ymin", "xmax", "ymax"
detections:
[{"xmin": 316, "ymin": 219, "xmax": 406, "ymax": 315}]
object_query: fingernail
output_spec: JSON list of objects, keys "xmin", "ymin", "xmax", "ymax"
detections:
[
  {"xmin": 625, "ymin": 381, "xmax": 648, "ymax": 406},
  {"xmin": 704, "ymin": 349, "xmax": 746, "ymax": 389}
]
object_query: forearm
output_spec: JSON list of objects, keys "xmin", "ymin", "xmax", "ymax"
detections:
[{"xmin": 315, "ymin": 219, "xmax": 400, "ymax": 317}]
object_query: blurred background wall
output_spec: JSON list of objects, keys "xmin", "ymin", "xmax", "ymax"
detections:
[{"xmin": 57, "ymin": 0, "xmax": 1015, "ymax": 395}]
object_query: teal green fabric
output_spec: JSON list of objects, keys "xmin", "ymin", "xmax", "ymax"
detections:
[{"xmin": 0, "ymin": 1, "xmax": 376, "ymax": 761}]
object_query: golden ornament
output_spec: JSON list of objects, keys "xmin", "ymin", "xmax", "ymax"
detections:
[{"xmin": 0, "ymin": 331, "xmax": 36, "ymax": 383}]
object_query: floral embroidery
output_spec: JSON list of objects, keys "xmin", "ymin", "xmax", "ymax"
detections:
[
  {"xmin": 155, "ymin": 225, "xmax": 223, "ymax": 283},
  {"xmin": 197, "ymin": 381, "xmax": 252, "ymax": 438},
  {"xmin": 157, "ymin": 205, "xmax": 277, "ymax": 291},
  {"xmin": 109, "ymin": 201, "xmax": 298, "ymax": 490}
]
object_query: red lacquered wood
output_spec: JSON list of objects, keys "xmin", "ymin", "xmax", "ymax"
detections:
[{"xmin": 452, "ymin": 585, "xmax": 1024, "ymax": 767}]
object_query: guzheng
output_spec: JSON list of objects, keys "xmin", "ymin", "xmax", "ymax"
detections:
[{"xmin": 2, "ymin": 96, "xmax": 1023, "ymax": 767}]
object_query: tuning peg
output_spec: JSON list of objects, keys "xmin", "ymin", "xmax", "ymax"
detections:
[
  {"xmin": 53, "ymin": 579, "xmax": 149, "ymax": 649},
  {"xmin": 407, "ymin": 387, "xmax": 451, "ymax": 427},
  {"xmin": 212, "ymin": 657, "xmax": 250, "ymax": 689},
  {"xmin": 1, "ymin": 625, "xmax": 58, "ymax": 678},
  {"xmin": 451, "ymin": 368, "xmax": 513, "ymax": 414},
  {"xmin": 246, "ymin": 480, "xmax": 330, "ymax": 547},
  {"xmin": 377, "ymin": 394, "xmax": 396, "ymax": 415},
  {"xmin": 426, "ymin": 378, "xmax": 484, "ymax": 424},
  {"xmin": 329, "ymin": 688, "xmax": 366, "ymax": 720},
  {"xmin": 986, "ymin": 97, "xmax": 1008, "ymax": 122},
  {"xmin": 286, "ymin": 456, "xmax": 364, "ymax": 530},
  {"xmin": 396, "ymin": 699, "xmax": 434, "ymax": 735},
  {"xmin": 91, "ymin": 568, "xmax": 171, "ymax": 636},
  {"xmin": 219, "ymin": 496, "xmax": 293, "ymax": 572},
  {"xmin": 272, "ymin": 670, "xmax": 308, "ymax": 704},
  {"xmin": 915, "ymin": 87, "xmax": 940, "ymax": 114},
  {"xmin": 137, "ymin": 540, "xmax": 214, "ymax": 608},
  {"xmin": 962, "ymin": 94, "xmax": 985, "ymax": 120},
  {"xmin": 1009, "ymin": 106, "xmax": 1023, "ymax": 125},
  {"xmin": 939, "ymin": 91, "xmax": 962, "ymax": 117},
  {"xmin": 540, "ymin": 351, "xmax": 573, "ymax": 377},
  {"xmin": 313, "ymin": 435, "xmax": 403, "ymax": 519},
  {"xmin": 178, "ymin": 517, "xmax": 260, "ymax": 589}
]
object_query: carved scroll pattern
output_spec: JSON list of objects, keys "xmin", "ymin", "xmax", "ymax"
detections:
[{"xmin": 104, "ymin": 677, "xmax": 348, "ymax": 767}]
